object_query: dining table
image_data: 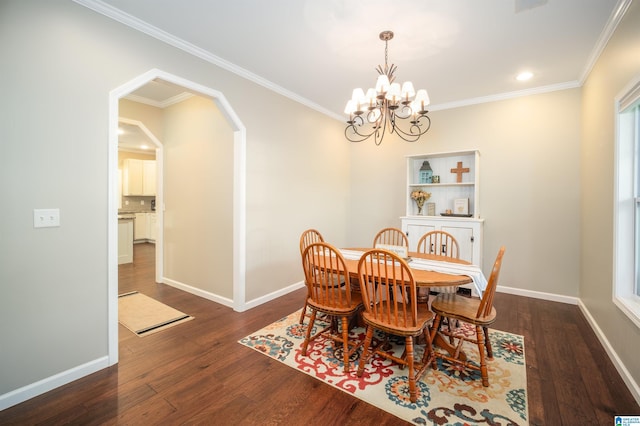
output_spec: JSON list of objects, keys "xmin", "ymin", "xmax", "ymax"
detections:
[
  {"xmin": 339, "ymin": 248, "xmax": 475, "ymax": 289},
  {"xmin": 337, "ymin": 247, "xmax": 485, "ymax": 361}
]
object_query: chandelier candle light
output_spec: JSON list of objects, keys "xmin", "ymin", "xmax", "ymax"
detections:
[{"xmin": 344, "ymin": 31, "xmax": 431, "ymax": 145}]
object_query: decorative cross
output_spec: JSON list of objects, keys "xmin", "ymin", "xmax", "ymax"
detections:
[{"xmin": 450, "ymin": 161, "xmax": 470, "ymax": 183}]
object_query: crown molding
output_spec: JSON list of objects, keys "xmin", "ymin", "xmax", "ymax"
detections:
[
  {"xmin": 123, "ymin": 92, "xmax": 194, "ymax": 109},
  {"xmin": 579, "ymin": 0, "xmax": 633, "ymax": 84},
  {"xmin": 72, "ymin": 0, "xmax": 343, "ymax": 121},
  {"xmin": 430, "ymin": 81, "xmax": 581, "ymax": 111}
]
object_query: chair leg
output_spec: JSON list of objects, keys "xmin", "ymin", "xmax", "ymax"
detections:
[
  {"xmin": 301, "ymin": 310, "xmax": 317, "ymax": 356},
  {"xmin": 298, "ymin": 300, "xmax": 308, "ymax": 324},
  {"xmin": 421, "ymin": 327, "xmax": 437, "ymax": 369},
  {"xmin": 430, "ymin": 314, "xmax": 444, "ymax": 370},
  {"xmin": 405, "ymin": 336, "xmax": 417, "ymax": 403},
  {"xmin": 483, "ymin": 326, "xmax": 494, "ymax": 359},
  {"xmin": 357, "ymin": 326, "xmax": 375, "ymax": 377},
  {"xmin": 429, "ymin": 314, "xmax": 442, "ymax": 342},
  {"xmin": 475, "ymin": 325, "xmax": 489, "ymax": 387},
  {"xmin": 341, "ymin": 316, "xmax": 350, "ymax": 373}
]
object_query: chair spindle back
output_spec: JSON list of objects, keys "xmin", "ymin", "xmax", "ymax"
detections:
[
  {"xmin": 476, "ymin": 246, "xmax": 505, "ymax": 319},
  {"xmin": 357, "ymin": 249, "xmax": 418, "ymax": 329},
  {"xmin": 300, "ymin": 229, "xmax": 324, "ymax": 256},
  {"xmin": 303, "ymin": 242, "xmax": 353, "ymax": 309},
  {"xmin": 373, "ymin": 227, "xmax": 409, "ymax": 248},
  {"xmin": 416, "ymin": 230, "xmax": 459, "ymax": 259}
]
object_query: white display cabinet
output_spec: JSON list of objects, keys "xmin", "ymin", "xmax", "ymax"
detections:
[{"xmin": 401, "ymin": 150, "xmax": 484, "ymax": 266}]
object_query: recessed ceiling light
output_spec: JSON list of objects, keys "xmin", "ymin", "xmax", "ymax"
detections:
[
  {"xmin": 118, "ymin": 128, "xmax": 125, "ymax": 135},
  {"xmin": 140, "ymin": 145, "xmax": 149, "ymax": 150},
  {"xmin": 516, "ymin": 71, "xmax": 533, "ymax": 81}
]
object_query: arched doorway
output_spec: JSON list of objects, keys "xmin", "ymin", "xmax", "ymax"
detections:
[{"xmin": 107, "ymin": 69, "xmax": 247, "ymax": 365}]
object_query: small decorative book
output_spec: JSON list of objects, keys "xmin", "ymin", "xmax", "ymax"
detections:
[{"xmin": 454, "ymin": 198, "xmax": 469, "ymax": 215}]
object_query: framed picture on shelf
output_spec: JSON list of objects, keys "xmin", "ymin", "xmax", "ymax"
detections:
[
  {"xmin": 426, "ymin": 202, "xmax": 436, "ymax": 216},
  {"xmin": 454, "ymin": 198, "xmax": 469, "ymax": 215}
]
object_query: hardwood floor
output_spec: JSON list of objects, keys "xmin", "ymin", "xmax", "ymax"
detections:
[{"xmin": 1, "ymin": 242, "xmax": 639, "ymax": 425}]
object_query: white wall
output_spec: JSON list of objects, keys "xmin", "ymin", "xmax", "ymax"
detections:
[
  {"xmin": 0, "ymin": 0, "xmax": 348, "ymax": 402},
  {"xmin": 348, "ymin": 89, "xmax": 582, "ymax": 297},
  {"xmin": 163, "ymin": 96, "xmax": 234, "ymax": 298},
  {"xmin": 580, "ymin": 0, "xmax": 640, "ymax": 395}
]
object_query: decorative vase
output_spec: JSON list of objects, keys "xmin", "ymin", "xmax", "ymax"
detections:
[{"xmin": 415, "ymin": 198, "xmax": 426, "ymax": 215}]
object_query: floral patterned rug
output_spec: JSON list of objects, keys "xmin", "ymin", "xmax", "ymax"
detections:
[{"xmin": 239, "ymin": 310, "xmax": 528, "ymax": 425}]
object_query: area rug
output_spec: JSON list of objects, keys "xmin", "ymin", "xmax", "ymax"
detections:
[
  {"xmin": 118, "ymin": 291, "xmax": 193, "ymax": 337},
  {"xmin": 239, "ymin": 310, "xmax": 528, "ymax": 425}
]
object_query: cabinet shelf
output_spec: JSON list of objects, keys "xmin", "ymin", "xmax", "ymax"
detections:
[{"xmin": 409, "ymin": 182, "xmax": 474, "ymax": 187}]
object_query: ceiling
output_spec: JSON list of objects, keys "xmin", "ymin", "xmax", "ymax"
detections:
[
  {"xmin": 92, "ymin": 0, "xmax": 623, "ymax": 126},
  {"xmin": 118, "ymin": 121, "xmax": 157, "ymax": 153}
]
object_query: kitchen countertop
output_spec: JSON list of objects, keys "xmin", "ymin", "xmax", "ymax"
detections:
[{"xmin": 118, "ymin": 211, "xmax": 156, "ymax": 219}]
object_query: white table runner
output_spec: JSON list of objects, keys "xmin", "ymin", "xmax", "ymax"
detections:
[{"xmin": 340, "ymin": 249, "xmax": 488, "ymax": 296}]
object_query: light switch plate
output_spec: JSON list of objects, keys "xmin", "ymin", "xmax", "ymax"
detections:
[{"xmin": 34, "ymin": 208, "xmax": 60, "ymax": 228}]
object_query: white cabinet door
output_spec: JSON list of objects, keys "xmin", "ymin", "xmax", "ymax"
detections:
[
  {"xmin": 118, "ymin": 220, "xmax": 133, "ymax": 264},
  {"xmin": 123, "ymin": 159, "xmax": 143, "ymax": 196},
  {"xmin": 406, "ymin": 223, "xmax": 435, "ymax": 251},
  {"xmin": 148, "ymin": 212, "xmax": 157, "ymax": 242},
  {"xmin": 134, "ymin": 213, "xmax": 148, "ymax": 241},
  {"xmin": 123, "ymin": 159, "xmax": 156, "ymax": 196},
  {"xmin": 441, "ymin": 225, "xmax": 475, "ymax": 263},
  {"xmin": 143, "ymin": 160, "xmax": 156, "ymax": 196}
]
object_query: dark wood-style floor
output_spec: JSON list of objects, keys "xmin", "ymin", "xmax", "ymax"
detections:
[{"xmin": 1, "ymin": 243, "xmax": 639, "ymax": 425}]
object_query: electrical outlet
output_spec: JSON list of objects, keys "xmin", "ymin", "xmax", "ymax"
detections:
[
  {"xmin": 140, "ymin": 200, "xmax": 145, "ymax": 205},
  {"xmin": 33, "ymin": 209, "xmax": 60, "ymax": 228}
]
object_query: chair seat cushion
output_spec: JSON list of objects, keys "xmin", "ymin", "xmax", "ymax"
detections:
[
  {"xmin": 361, "ymin": 302, "xmax": 434, "ymax": 336},
  {"xmin": 431, "ymin": 293, "xmax": 497, "ymax": 326}
]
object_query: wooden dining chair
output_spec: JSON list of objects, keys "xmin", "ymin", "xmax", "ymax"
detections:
[
  {"xmin": 416, "ymin": 230, "xmax": 460, "ymax": 294},
  {"xmin": 301, "ymin": 242, "xmax": 364, "ymax": 374},
  {"xmin": 429, "ymin": 246, "xmax": 506, "ymax": 387},
  {"xmin": 416, "ymin": 230, "xmax": 459, "ymax": 258},
  {"xmin": 298, "ymin": 229, "xmax": 324, "ymax": 324},
  {"xmin": 373, "ymin": 227, "xmax": 409, "ymax": 248},
  {"xmin": 356, "ymin": 249, "xmax": 436, "ymax": 403}
]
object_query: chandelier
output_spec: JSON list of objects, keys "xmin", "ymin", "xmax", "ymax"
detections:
[{"xmin": 344, "ymin": 31, "xmax": 431, "ymax": 145}]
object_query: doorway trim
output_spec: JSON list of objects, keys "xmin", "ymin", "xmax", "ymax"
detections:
[{"xmin": 108, "ymin": 69, "xmax": 247, "ymax": 365}]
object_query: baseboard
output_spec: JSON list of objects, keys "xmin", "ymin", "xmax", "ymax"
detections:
[
  {"xmin": 0, "ymin": 356, "xmax": 109, "ymax": 411},
  {"xmin": 578, "ymin": 300, "xmax": 640, "ymax": 406},
  {"xmin": 239, "ymin": 281, "xmax": 578, "ymax": 311},
  {"xmin": 243, "ymin": 280, "xmax": 306, "ymax": 311},
  {"xmin": 162, "ymin": 277, "xmax": 234, "ymax": 308},
  {"xmin": 497, "ymin": 285, "xmax": 580, "ymax": 305}
]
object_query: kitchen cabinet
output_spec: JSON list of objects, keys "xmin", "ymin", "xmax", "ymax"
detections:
[
  {"xmin": 123, "ymin": 159, "xmax": 156, "ymax": 196},
  {"xmin": 118, "ymin": 219, "xmax": 133, "ymax": 264},
  {"xmin": 148, "ymin": 212, "xmax": 157, "ymax": 242},
  {"xmin": 134, "ymin": 213, "xmax": 147, "ymax": 241},
  {"xmin": 134, "ymin": 212, "xmax": 156, "ymax": 243}
]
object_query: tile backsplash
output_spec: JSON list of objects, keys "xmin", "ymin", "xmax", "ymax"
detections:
[{"xmin": 119, "ymin": 196, "xmax": 156, "ymax": 212}]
